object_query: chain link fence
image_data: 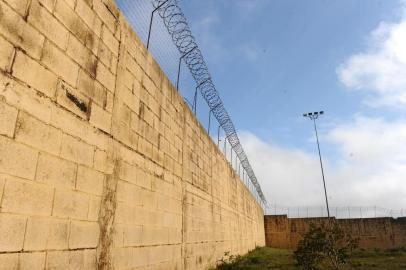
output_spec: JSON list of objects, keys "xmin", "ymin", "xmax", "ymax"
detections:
[{"xmin": 265, "ymin": 205, "xmax": 406, "ymax": 219}]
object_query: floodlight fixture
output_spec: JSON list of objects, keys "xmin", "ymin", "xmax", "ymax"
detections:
[{"xmin": 303, "ymin": 110, "xmax": 330, "ymax": 218}]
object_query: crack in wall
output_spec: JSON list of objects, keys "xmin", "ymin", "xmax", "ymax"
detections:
[{"xmin": 97, "ymin": 158, "xmax": 120, "ymax": 270}]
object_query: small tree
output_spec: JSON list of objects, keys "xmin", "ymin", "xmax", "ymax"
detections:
[
  {"xmin": 324, "ymin": 223, "xmax": 359, "ymax": 269},
  {"xmin": 294, "ymin": 224, "xmax": 326, "ymax": 270},
  {"xmin": 294, "ymin": 222, "xmax": 359, "ymax": 270}
]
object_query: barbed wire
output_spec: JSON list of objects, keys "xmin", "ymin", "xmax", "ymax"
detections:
[
  {"xmin": 151, "ymin": 0, "xmax": 267, "ymax": 204},
  {"xmin": 116, "ymin": 0, "xmax": 267, "ymax": 206},
  {"xmin": 265, "ymin": 205, "xmax": 406, "ymax": 219}
]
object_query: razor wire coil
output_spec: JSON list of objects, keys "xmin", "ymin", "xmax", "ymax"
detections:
[{"xmin": 151, "ymin": 0, "xmax": 267, "ymax": 204}]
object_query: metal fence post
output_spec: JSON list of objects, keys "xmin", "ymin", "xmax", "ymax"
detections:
[
  {"xmin": 176, "ymin": 46, "xmax": 198, "ymax": 91},
  {"xmin": 147, "ymin": 0, "xmax": 170, "ymax": 50},
  {"xmin": 217, "ymin": 125, "xmax": 221, "ymax": 147},
  {"xmin": 194, "ymin": 79, "xmax": 210, "ymax": 115},
  {"xmin": 208, "ymin": 110, "xmax": 211, "ymax": 135},
  {"xmin": 230, "ymin": 148, "xmax": 233, "ymax": 166}
]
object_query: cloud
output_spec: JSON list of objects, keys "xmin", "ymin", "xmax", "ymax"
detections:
[
  {"xmin": 190, "ymin": 12, "xmax": 225, "ymax": 60},
  {"xmin": 337, "ymin": 2, "xmax": 406, "ymax": 107},
  {"xmin": 240, "ymin": 117, "xmax": 406, "ymax": 210},
  {"xmin": 236, "ymin": 0, "xmax": 266, "ymax": 16},
  {"xmin": 325, "ymin": 117, "xmax": 406, "ymax": 208},
  {"xmin": 239, "ymin": 131, "xmax": 328, "ymax": 207},
  {"xmin": 238, "ymin": 43, "xmax": 261, "ymax": 62}
]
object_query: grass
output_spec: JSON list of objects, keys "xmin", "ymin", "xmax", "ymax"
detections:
[{"xmin": 211, "ymin": 246, "xmax": 406, "ymax": 270}]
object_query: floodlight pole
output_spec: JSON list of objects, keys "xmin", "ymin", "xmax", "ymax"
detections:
[{"xmin": 304, "ymin": 111, "xmax": 330, "ymax": 218}]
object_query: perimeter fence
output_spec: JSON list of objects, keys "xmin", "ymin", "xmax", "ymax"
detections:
[
  {"xmin": 265, "ymin": 205, "xmax": 406, "ymax": 219},
  {"xmin": 115, "ymin": 0, "xmax": 267, "ymax": 208}
]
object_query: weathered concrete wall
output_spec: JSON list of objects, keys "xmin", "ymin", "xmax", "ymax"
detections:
[
  {"xmin": 0, "ymin": 0, "xmax": 265, "ymax": 269},
  {"xmin": 264, "ymin": 215, "xmax": 406, "ymax": 250}
]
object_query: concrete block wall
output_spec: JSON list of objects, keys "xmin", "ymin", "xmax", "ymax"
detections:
[
  {"xmin": 264, "ymin": 215, "xmax": 406, "ymax": 250},
  {"xmin": 0, "ymin": 0, "xmax": 265, "ymax": 269}
]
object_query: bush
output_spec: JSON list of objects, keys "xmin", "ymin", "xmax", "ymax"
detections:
[
  {"xmin": 294, "ymin": 222, "xmax": 359, "ymax": 270},
  {"xmin": 214, "ymin": 251, "xmax": 243, "ymax": 270}
]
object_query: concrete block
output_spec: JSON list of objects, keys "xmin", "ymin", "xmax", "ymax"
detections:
[
  {"xmin": 87, "ymin": 195, "xmax": 101, "ymax": 221},
  {"xmin": 12, "ymin": 51, "xmax": 58, "ymax": 99},
  {"xmin": 114, "ymin": 202, "xmax": 136, "ymax": 225},
  {"xmin": 50, "ymin": 104, "xmax": 88, "ymax": 142},
  {"xmin": 0, "ymin": 73, "xmax": 53, "ymax": 124},
  {"xmin": 0, "ymin": 1, "xmax": 45, "ymax": 59},
  {"xmin": 75, "ymin": 0, "xmax": 96, "ymax": 32},
  {"xmin": 126, "ymin": 53, "xmax": 143, "ymax": 80},
  {"xmin": 82, "ymin": 249, "xmax": 97, "ymax": 269},
  {"xmin": 106, "ymin": 91, "xmax": 114, "ymax": 112},
  {"xmin": 123, "ymin": 225, "xmax": 142, "ymax": 247},
  {"xmin": 63, "ymin": 0, "xmax": 75, "ymax": 9},
  {"xmin": 60, "ymin": 134, "xmax": 95, "ymax": 166},
  {"xmin": 112, "ymin": 247, "xmax": 132, "ymax": 269},
  {"xmin": 77, "ymin": 69, "xmax": 107, "ymax": 107},
  {"xmin": 41, "ymin": 40, "xmax": 79, "ymax": 87},
  {"xmin": 123, "ymin": 69, "xmax": 135, "ymax": 90},
  {"xmin": 38, "ymin": 0, "xmax": 56, "ymax": 13},
  {"xmin": 0, "ymin": 253, "xmax": 19, "ymax": 269},
  {"xmin": 0, "ymin": 101, "xmax": 17, "ymax": 138},
  {"xmin": 24, "ymin": 217, "xmax": 69, "ymax": 250},
  {"xmin": 101, "ymin": 25, "xmax": 119, "ymax": 56},
  {"xmin": 118, "ymin": 162, "xmax": 137, "ymax": 184},
  {"xmin": 53, "ymin": 189, "xmax": 89, "ymax": 219},
  {"xmin": 56, "ymin": 79, "xmax": 89, "ymax": 119},
  {"xmin": 98, "ymin": 41, "xmax": 113, "ymax": 73},
  {"xmin": 76, "ymin": 165, "xmax": 104, "ymax": 196},
  {"xmin": 51, "ymin": 103, "xmax": 109, "ymax": 151},
  {"xmin": 36, "ymin": 153, "xmax": 76, "ymax": 189},
  {"xmin": 6, "ymin": 0, "xmax": 29, "ymax": 16},
  {"xmin": 54, "ymin": 0, "xmax": 96, "ymax": 47},
  {"xmin": 136, "ymin": 169, "xmax": 151, "ymax": 190},
  {"xmin": 67, "ymin": 34, "xmax": 98, "ymax": 78},
  {"xmin": 0, "ymin": 175, "xmax": 5, "ymax": 204},
  {"xmin": 89, "ymin": 103, "xmax": 112, "ymax": 133},
  {"xmin": 69, "ymin": 221, "xmax": 100, "ymax": 249},
  {"xmin": 120, "ymin": 87, "xmax": 140, "ymax": 115},
  {"xmin": 0, "ymin": 214, "xmax": 26, "ymax": 252},
  {"xmin": 93, "ymin": 0, "xmax": 117, "ymax": 35},
  {"xmin": 2, "ymin": 176, "xmax": 54, "ymax": 216},
  {"xmin": 45, "ymin": 251, "xmax": 69, "ymax": 269},
  {"xmin": 15, "ymin": 112, "xmax": 62, "ymax": 155},
  {"xmin": 93, "ymin": 149, "xmax": 114, "ymax": 174},
  {"xmin": 28, "ymin": 0, "xmax": 69, "ymax": 50},
  {"xmin": 0, "ymin": 34, "xmax": 14, "ymax": 72},
  {"xmin": 116, "ymin": 180, "xmax": 142, "ymax": 205},
  {"xmin": 63, "ymin": 249, "xmax": 97, "ymax": 270},
  {"xmin": 141, "ymin": 227, "xmax": 168, "ymax": 246},
  {"xmin": 19, "ymin": 252, "xmax": 46, "ymax": 270},
  {"xmin": 131, "ymin": 246, "xmax": 150, "ymax": 268},
  {"xmin": 96, "ymin": 61, "xmax": 115, "ymax": 93},
  {"xmin": 102, "ymin": 0, "xmax": 120, "ymax": 22}
]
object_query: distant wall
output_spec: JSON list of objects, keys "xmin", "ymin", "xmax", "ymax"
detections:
[
  {"xmin": 0, "ymin": 0, "xmax": 265, "ymax": 269},
  {"xmin": 264, "ymin": 215, "xmax": 406, "ymax": 250}
]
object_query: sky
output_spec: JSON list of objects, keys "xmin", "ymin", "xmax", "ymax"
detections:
[{"xmin": 117, "ymin": 0, "xmax": 406, "ymax": 212}]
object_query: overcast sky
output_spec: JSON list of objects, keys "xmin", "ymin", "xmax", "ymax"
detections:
[{"xmin": 119, "ymin": 0, "xmax": 406, "ymax": 211}]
